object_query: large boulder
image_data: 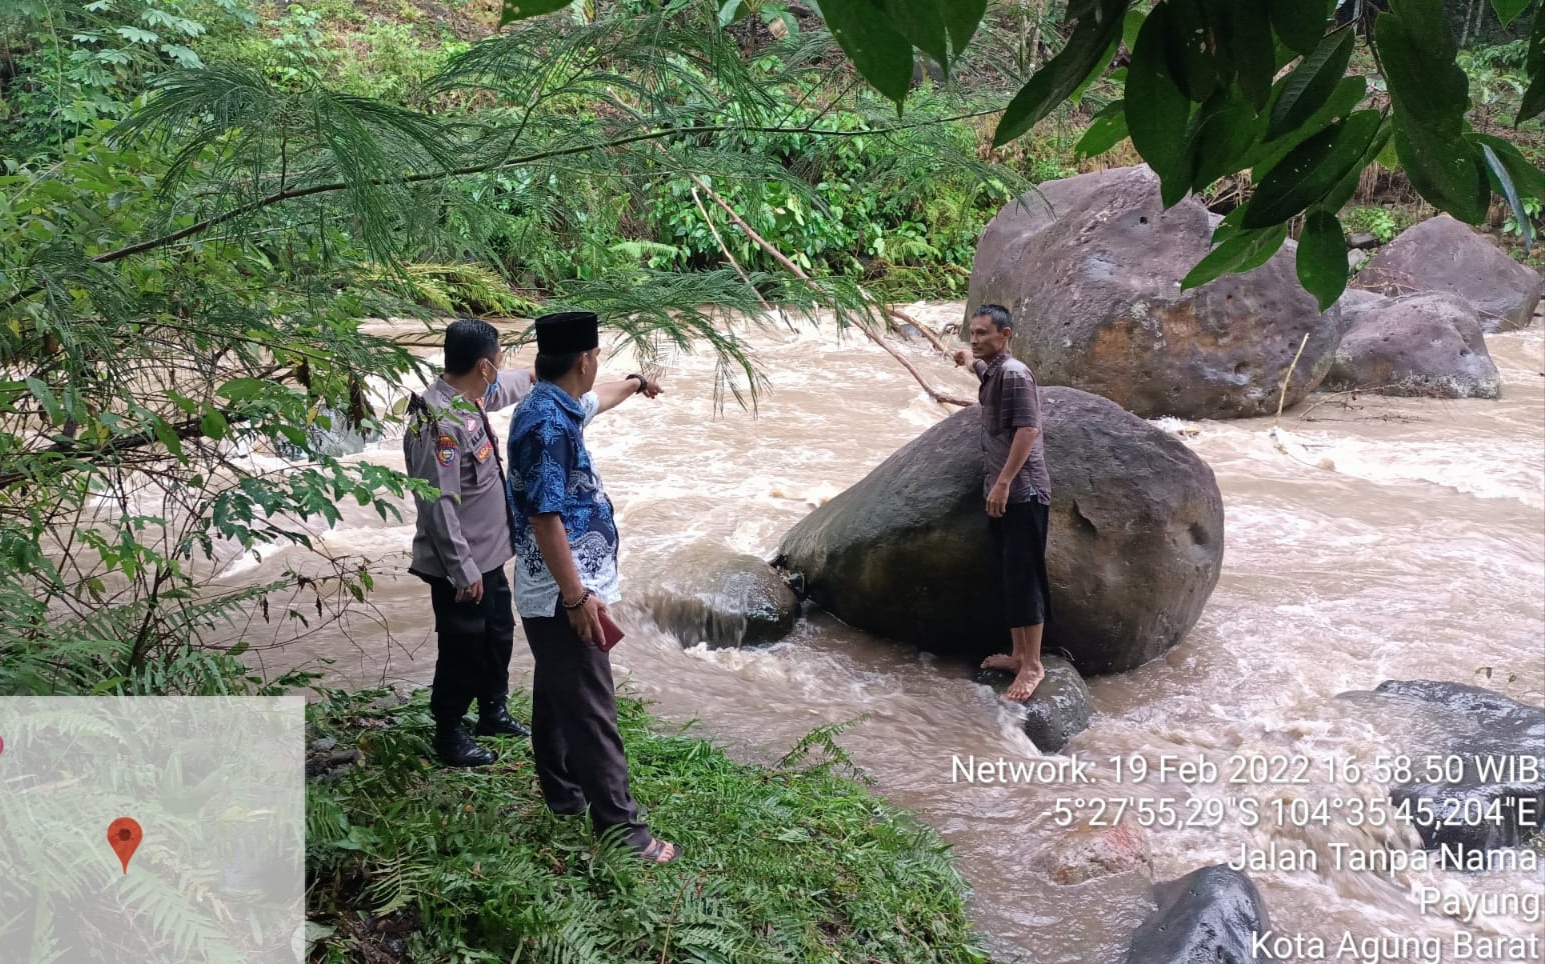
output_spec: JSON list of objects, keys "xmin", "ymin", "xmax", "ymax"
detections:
[
  {"xmin": 774, "ymin": 388, "xmax": 1224, "ymax": 675},
  {"xmin": 1126, "ymin": 866, "xmax": 1271, "ymax": 964},
  {"xmin": 975, "ymin": 655, "xmax": 1092, "ymax": 753},
  {"xmin": 1323, "ymin": 293, "xmax": 1503, "ymax": 399},
  {"xmin": 643, "ymin": 545, "xmax": 801, "ymax": 649},
  {"xmin": 1338, "ymin": 680, "xmax": 1545, "ymax": 858},
  {"xmin": 1354, "ymin": 215, "xmax": 1543, "ymax": 332},
  {"xmin": 966, "ymin": 165, "xmax": 1346, "ymax": 420}
]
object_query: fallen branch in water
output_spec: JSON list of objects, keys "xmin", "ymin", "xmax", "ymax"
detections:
[
  {"xmin": 692, "ymin": 177, "xmax": 972, "ymax": 408},
  {"xmin": 690, "ymin": 186, "xmax": 771, "ymax": 313},
  {"xmin": 883, "ymin": 305, "xmax": 952, "ymax": 355}
]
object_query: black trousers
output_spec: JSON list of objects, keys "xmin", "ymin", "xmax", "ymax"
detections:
[
  {"xmin": 988, "ymin": 499, "xmax": 1053, "ymax": 628},
  {"xmin": 522, "ymin": 600, "xmax": 649, "ymax": 849},
  {"xmin": 423, "ymin": 567, "xmax": 514, "ymax": 725}
]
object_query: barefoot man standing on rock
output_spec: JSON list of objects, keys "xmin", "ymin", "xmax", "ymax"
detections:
[{"xmin": 953, "ymin": 304, "xmax": 1053, "ymax": 702}]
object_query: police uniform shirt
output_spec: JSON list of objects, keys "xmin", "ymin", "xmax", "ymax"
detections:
[{"xmin": 405, "ymin": 371, "xmax": 534, "ymax": 588}]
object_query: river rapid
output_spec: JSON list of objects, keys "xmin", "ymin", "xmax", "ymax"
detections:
[{"xmin": 223, "ymin": 303, "xmax": 1545, "ymax": 963}]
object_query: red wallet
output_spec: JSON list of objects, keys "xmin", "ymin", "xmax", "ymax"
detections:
[{"xmin": 598, "ymin": 610, "xmax": 625, "ymax": 652}]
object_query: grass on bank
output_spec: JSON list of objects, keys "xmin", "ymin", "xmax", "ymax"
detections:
[{"xmin": 305, "ymin": 688, "xmax": 994, "ymax": 964}]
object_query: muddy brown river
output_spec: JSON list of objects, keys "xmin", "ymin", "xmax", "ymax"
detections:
[{"xmin": 217, "ymin": 304, "xmax": 1545, "ymax": 962}]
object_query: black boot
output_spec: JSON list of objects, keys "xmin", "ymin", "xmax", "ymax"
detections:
[
  {"xmin": 434, "ymin": 722, "xmax": 497, "ymax": 767},
  {"xmin": 474, "ymin": 695, "xmax": 531, "ymax": 738}
]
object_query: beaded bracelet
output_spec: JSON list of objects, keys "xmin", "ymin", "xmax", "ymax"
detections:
[{"xmin": 562, "ymin": 588, "xmax": 593, "ymax": 610}]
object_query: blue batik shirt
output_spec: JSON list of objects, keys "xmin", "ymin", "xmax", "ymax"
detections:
[{"xmin": 507, "ymin": 382, "xmax": 619, "ymax": 618}]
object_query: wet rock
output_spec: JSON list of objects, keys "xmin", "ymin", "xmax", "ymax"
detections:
[
  {"xmin": 1323, "ymin": 293, "xmax": 1503, "ymax": 400},
  {"xmin": 1347, "ymin": 231, "xmax": 1382, "ymax": 250},
  {"xmin": 1125, "ymin": 865, "xmax": 1271, "ymax": 964},
  {"xmin": 966, "ymin": 165, "xmax": 1346, "ymax": 419},
  {"xmin": 1330, "ymin": 288, "xmax": 1387, "ymax": 325},
  {"xmin": 1031, "ymin": 816, "xmax": 1153, "ymax": 885},
  {"xmin": 1349, "ymin": 680, "xmax": 1545, "ymax": 858},
  {"xmin": 1354, "ymin": 215, "xmax": 1543, "ymax": 332},
  {"xmin": 975, "ymin": 656, "xmax": 1092, "ymax": 753},
  {"xmin": 775, "ymin": 389, "xmax": 1224, "ymax": 675},
  {"xmin": 645, "ymin": 545, "xmax": 800, "ymax": 648}
]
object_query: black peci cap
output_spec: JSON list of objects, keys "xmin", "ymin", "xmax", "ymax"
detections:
[{"xmin": 534, "ymin": 311, "xmax": 599, "ymax": 354}]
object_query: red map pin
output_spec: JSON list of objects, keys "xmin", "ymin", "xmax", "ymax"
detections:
[{"xmin": 107, "ymin": 817, "xmax": 143, "ymax": 874}]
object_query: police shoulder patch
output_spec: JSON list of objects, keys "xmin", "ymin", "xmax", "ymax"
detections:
[{"xmin": 435, "ymin": 434, "xmax": 457, "ymax": 466}]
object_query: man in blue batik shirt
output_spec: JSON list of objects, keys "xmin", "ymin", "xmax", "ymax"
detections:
[{"xmin": 507, "ymin": 310, "xmax": 678, "ymax": 864}]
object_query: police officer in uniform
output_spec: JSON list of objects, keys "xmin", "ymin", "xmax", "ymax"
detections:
[
  {"xmin": 404, "ymin": 317, "xmax": 664, "ymax": 767},
  {"xmin": 404, "ymin": 318, "xmax": 536, "ymax": 766}
]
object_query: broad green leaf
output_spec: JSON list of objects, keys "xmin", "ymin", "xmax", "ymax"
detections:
[
  {"xmin": 1471, "ymin": 133, "xmax": 1545, "ymax": 200},
  {"xmin": 718, "ymin": 0, "xmax": 742, "ymax": 26},
  {"xmin": 1190, "ymin": 87, "xmax": 1262, "ymax": 190},
  {"xmin": 820, "ymin": 0, "xmax": 915, "ymax": 104},
  {"xmin": 114, "ymin": 25, "xmax": 159, "ymax": 44},
  {"xmin": 1393, "ymin": 115, "xmax": 1489, "ymax": 223},
  {"xmin": 1319, "ymin": 116, "xmax": 1393, "ymax": 212},
  {"xmin": 942, "ymin": 0, "xmax": 987, "ymax": 55},
  {"xmin": 1249, "ymin": 75, "xmax": 1366, "ymax": 172},
  {"xmin": 1375, "ymin": 7, "xmax": 1468, "ymax": 134},
  {"xmin": 1070, "ymin": 34, "xmax": 1122, "ymax": 108},
  {"xmin": 1268, "ymin": 28, "xmax": 1354, "ymax": 140},
  {"xmin": 1519, "ymin": 5, "xmax": 1545, "ymax": 123},
  {"xmin": 993, "ymin": 0, "xmax": 1128, "ymax": 145},
  {"xmin": 1481, "ymin": 143, "xmax": 1533, "ymax": 250},
  {"xmin": 1244, "ymin": 110, "xmax": 1382, "ymax": 227},
  {"xmin": 1523, "ymin": 75, "xmax": 1545, "ymax": 124},
  {"xmin": 218, "ymin": 377, "xmax": 270, "ymax": 402},
  {"xmin": 1296, "ymin": 209, "xmax": 1348, "ymax": 311},
  {"xmin": 201, "ymin": 409, "xmax": 229, "ymax": 441},
  {"xmin": 878, "ymin": 0, "xmax": 951, "ymax": 73},
  {"xmin": 1125, "ymin": 3, "xmax": 1193, "ymax": 190},
  {"xmin": 1268, "ymin": 0, "xmax": 1331, "ymax": 55},
  {"xmin": 152, "ymin": 417, "xmax": 185, "ymax": 461},
  {"xmin": 1375, "ymin": 134, "xmax": 1401, "ymax": 170},
  {"xmin": 1122, "ymin": 7, "xmax": 1145, "ymax": 52},
  {"xmin": 499, "ymin": 0, "xmax": 574, "ymax": 24},
  {"xmin": 1225, "ymin": 2, "xmax": 1277, "ymax": 110},
  {"xmin": 1181, "ymin": 223, "xmax": 1289, "ymax": 289},
  {"xmin": 1492, "ymin": 0, "xmax": 1534, "ymax": 25},
  {"xmin": 1076, "ymin": 100, "xmax": 1129, "ymax": 159},
  {"xmin": 25, "ymin": 377, "xmax": 63, "ymax": 423},
  {"xmin": 1164, "ymin": 0, "xmax": 1222, "ymax": 102}
]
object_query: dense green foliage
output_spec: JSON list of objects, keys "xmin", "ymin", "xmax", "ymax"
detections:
[
  {"xmin": 1, "ymin": 2, "xmax": 1540, "ymax": 958},
  {"xmin": 0, "ymin": 3, "xmax": 1012, "ymax": 698},
  {"xmin": 498, "ymin": 0, "xmax": 1545, "ymax": 310},
  {"xmin": 307, "ymin": 689, "xmax": 992, "ymax": 963}
]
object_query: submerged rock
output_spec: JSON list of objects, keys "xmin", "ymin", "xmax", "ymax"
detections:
[
  {"xmin": 975, "ymin": 656, "xmax": 1092, "ymax": 753},
  {"xmin": 1125, "ymin": 865, "xmax": 1270, "ymax": 964},
  {"xmin": 644, "ymin": 545, "xmax": 800, "ymax": 649},
  {"xmin": 1324, "ymin": 293, "xmax": 1502, "ymax": 399},
  {"xmin": 1031, "ymin": 816, "xmax": 1153, "ymax": 885},
  {"xmin": 775, "ymin": 388, "xmax": 1223, "ymax": 675},
  {"xmin": 1342, "ymin": 680, "xmax": 1545, "ymax": 859},
  {"xmin": 1354, "ymin": 215, "xmax": 1543, "ymax": 333},
  {"xmin": 966, "ymin": 165, "xmax": 1346, "ymax": 419}
]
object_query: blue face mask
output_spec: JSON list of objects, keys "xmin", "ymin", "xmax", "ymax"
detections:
[{"xmin": 483, "ymin": 365, "xmax": 500, "ymax": 404}]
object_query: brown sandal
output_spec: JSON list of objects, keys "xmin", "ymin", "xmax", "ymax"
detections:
[{"xmin": 640, "ymin": 837, "xmax": 679, "ymax": 864}]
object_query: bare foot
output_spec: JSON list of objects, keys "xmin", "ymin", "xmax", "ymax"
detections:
[
  {"xmin": 1002, "ymin": 661, "xmax": 1046, "ymax": 702},
  {"xmin": 980, "ymin": 653, "xmax": 1021, "ymax": 672}
]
